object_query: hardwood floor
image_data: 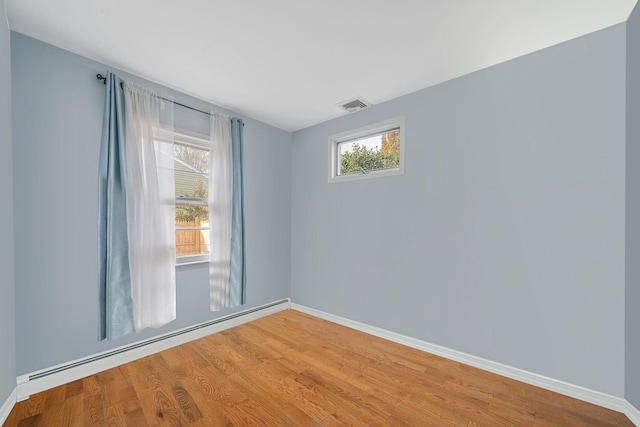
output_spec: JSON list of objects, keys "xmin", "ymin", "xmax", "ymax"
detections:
[{"xmin": 3, "ymin": 310, "xmax": 634, "ymax": 426}]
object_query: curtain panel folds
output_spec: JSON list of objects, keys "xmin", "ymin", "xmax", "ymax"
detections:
[
  {"xmin": 122, "ymin": 82, "xmax": 177, "ymax": 332},
  {"xmin": 98, "ymin": 72, "xmax": 134, "ymax": 340},
  {"xmin": 229, "ymin": 118, "xmax": 246, "ymax": 307},
  {"xmin": 98, "ymin": 73, "xmax": 177, "ymax": 339},
  {"xmin": 208, "ymin": 115, "xmax": 245, "ymax": 311}
]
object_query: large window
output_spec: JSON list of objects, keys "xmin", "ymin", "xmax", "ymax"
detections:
[
  {"xmin": 328, "ymin": 117, "xmax": 405, "ymax": 183},
  {"xmin": 173, "ymin": 132, "xmax": 210, "ymax": 265}
]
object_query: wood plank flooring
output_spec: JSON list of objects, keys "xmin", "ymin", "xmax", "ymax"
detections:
[{"xmin": 3, "ymin": 310, "xmax": 634, "ymax": 426}]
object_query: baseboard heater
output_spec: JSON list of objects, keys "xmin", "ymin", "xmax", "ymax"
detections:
[{"xmin": 17, "ymin": 298, "xmax": 291, "ymax": 401}]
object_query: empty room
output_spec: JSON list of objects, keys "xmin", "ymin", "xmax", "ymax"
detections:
[{"xmin": 2, "ymin": 0, "xmax": 640, "ymax": 425}]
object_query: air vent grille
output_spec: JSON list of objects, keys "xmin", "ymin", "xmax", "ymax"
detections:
[{"xmin": 338, "ymin": 97, "xmax": 372, "ymax": 113}]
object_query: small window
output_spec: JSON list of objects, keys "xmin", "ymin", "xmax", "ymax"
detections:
[
  {"xmin": 173, "ymin": 132, "xmax": 210, "ymax": 265},
  {"xmin": 328, "ymin": 117, "xmax": 405, "ymax": 183}
]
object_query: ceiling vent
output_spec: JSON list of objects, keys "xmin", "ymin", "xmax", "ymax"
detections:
[{"xmin": 338, "ymin": 97, "xmax": 372, "ymax": 113}]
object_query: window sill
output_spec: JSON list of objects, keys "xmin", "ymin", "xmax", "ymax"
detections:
[
  {"xmin": 176, "ymin": 254, "xmax": 209, "ymax": 267},
  {"xmin": 330, "ymin": 167, "xmax": 403, "ymax": 183}
]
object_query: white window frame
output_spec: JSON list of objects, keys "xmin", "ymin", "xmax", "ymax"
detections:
[
  {"xmin": 328, "ymin": 116, "xmax": 405, "ymax": 183},
  {"xmin": 174, "ymin": 130, "xmax": 210, "ymax": 266}
]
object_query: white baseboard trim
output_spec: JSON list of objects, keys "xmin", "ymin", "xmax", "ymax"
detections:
[
  {"xmin": 626, "ymin": 400, "xmax": 640, "ymax": 426},
  {"xmin": 291, "ymin": 303, "xmax": 633, "ymax": 420},
  {"xmin": 0, "ymin": 387, "xmax": 17, "ymax": 426},
  {"xmin": 17, "ymin": 299, "xmax": 290, "ymax": 401}
]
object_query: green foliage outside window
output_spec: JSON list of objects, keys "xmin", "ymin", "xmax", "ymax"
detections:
[
  {"xmin": 340, "ymin": 130, "xmax": 400, "ymax": 174},
  {"xmin": 176, "ymin": 180, "xmax": 208, "ymax": 223}
]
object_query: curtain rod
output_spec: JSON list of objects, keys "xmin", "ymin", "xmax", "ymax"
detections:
[{"xmin": 96, "ymin": 73, "xmax": 233, "ymax": 120}]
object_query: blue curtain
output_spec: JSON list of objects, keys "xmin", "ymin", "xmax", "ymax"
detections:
[
  {"xmin": 98, "ymin": 71, "xmax": 134, "ymax": 340},
  {"xmin": 229, "ymin": 118, "xmax": 246, "ymax": 306}
]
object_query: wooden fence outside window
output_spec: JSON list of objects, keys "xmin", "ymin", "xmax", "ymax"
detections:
[{"xmin": 176, "ymin": 218, "xmax": 209, "ymax": 256}]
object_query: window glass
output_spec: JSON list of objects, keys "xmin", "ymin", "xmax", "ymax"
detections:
[
  {"xmin": 174, "ymin": 141, "xmax": 210, "ymax": 259},
  {"xmin": 338, "ymin": 128, "xmax": 400, "ymax": 176},
  {"xmin": 329, "ymin": 117, "xmax": 405, "ymax": 183}
]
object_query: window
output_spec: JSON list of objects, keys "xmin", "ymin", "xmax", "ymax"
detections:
[
  {"xmin": 328, "ymin": 116, "xmax": 405, "ymax": 183},
  {"xmin": 173, "ymin": 132, "xmax": 210, "ymax": 265}
]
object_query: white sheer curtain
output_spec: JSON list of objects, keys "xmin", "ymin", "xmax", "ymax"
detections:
[
  {"xmin": 123, "ymin": 82, "xmax": 176, "ymax": 331},
  {"xmin": 209, "ymin": 114, "xmax": 233, "ymax": 310}
]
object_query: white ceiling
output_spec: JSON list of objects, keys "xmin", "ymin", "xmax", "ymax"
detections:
[{"xmin": 4, "ymin": 0, "xmax": 638, "ymax": 132}]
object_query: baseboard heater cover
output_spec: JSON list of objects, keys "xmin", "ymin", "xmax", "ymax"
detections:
[{"xmin": 17, "ymin": 298, "xmax": 290, "ymax": 401}]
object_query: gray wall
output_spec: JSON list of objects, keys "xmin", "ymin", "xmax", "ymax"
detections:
[
  {"xmin": 0, "ymin": 0, "xmax": 16, "ymax": 407},
  {"xmin": 291, "ymin": 25, "xmax": 626, "ymax": 396},
  {"xmin": 11, "ymin": 32, "xmax": 291, "ymax": 375},
  {"xmin": 6, "ymin": 13, "xmax": 634, "ymax": 404},
  {"xmin": 626, "ymin": 2, "xmax": 640, "ymax": 410}
]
